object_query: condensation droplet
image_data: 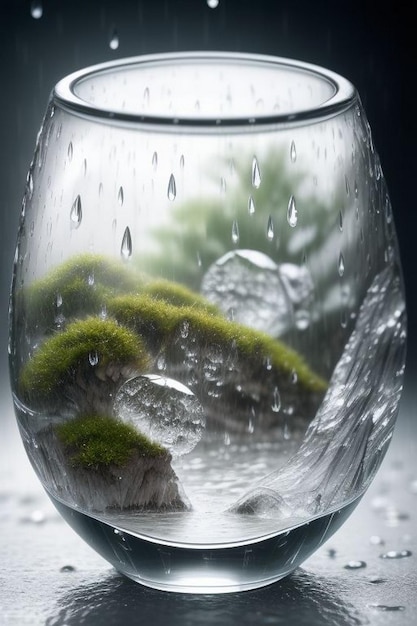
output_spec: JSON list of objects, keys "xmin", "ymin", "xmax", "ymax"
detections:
[
  {"xmin": 338, "ymin": 252, "xmax": 345, "ymax": 277},
  {"xmin": 231, "ymin": 220, "xmax": 239, "ymax": 244},
  {"xmin": 121, "ymin": 226, "xmax": 132, "ymax": 259},
  {"xmin": 266, "ymin": 215, "xmax": 274, "ymax": 241},
  {"xmin": 70, "ymin": 195, "xmax": 82, "ymax": 228},
  {"xmin": 290, "ymin": 140, "xmax": 297, "ymax": 162},
  {"xmin": 109, "ymin": 28, "xmax": 119, "ymax": 50},
  {"xmin": 248, "ymin": 196, "xmax": 255, "ymax": 215},
  {"xmin": 287, "ymin": 195, "xmax": 298, "ymax": 227},
  {"xmin": 167, "ymin": 174, "xmax": 176, "ymax": 201},
  {"xmin": 272, "ymin": 386, "xmax": 281, "ymax": 413},
  {"xmin": 67, "ymin": 141, "xmax": 73, "ymax": 162},
  {"xmin": 30, "ymin": 1, "xmax": 43, "ymax": 19},
  {"xmin": 344, "ymin": 560, "xmax": 367, "ymax": 570},
  {"xmin": 118, "ymin": 186, "xmax": 124, "ymax": 206},
  {"xmin": 252, "ymin": 156, "xmax": 261, "ymax": 188}
]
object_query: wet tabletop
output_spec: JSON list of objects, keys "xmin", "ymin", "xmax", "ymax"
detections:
[{"xmin": 1, "ymin": 380, "xmax": 416, "ymax": 626}]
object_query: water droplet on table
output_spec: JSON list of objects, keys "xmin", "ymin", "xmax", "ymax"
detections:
[
  {"xmin": 344, "ymin": 560, "xmax": 367, "ymax": 569},
  {"xmin": 60, "ymin": 565, "xmax": 76, "ymax": 573},
  {"xmin": 114, "ymin": 374, "xmax": 206, "ymax": 457},
  {"xmin": 368, "ymin": 604, "xmax": 405, "ymax": 612},
  {"xmin": 70, "ymin": 195, "xmax": 82, "ymax": 228},
  {"xmin": 380, "ymin": 549, "xmax": 412, "ymax": 559}
]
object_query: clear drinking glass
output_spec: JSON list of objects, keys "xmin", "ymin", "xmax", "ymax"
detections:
[{"xmin": 9, "ymin": 52, "xmax": 406, "ymax": 593}]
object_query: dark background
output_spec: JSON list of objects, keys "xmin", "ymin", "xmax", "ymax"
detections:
[{"xmin": 0, "ymin": 0, "xmax": 415, "ymax": 393}]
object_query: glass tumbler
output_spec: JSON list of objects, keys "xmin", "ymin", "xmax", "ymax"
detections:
[{"xmin": 9, "ymin": 52, "xmax": 406, "ymax": 593}]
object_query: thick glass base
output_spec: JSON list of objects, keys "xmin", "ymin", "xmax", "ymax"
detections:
[{"xmin": 48, "ymin": 493, "xmax": 360, "ymax": 593}]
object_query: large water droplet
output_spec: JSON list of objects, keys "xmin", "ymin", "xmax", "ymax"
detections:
[
  {"xmin": 109, "ymin": 28, "xmax": 119, "ymax": 50},
  {"xmin": 338, "ymin": 252, "xmax": 345, "ymax": 277},
  {"xmin": 114, "ymin": 374, "xmax": 206, "ymax": 457},
  {"xmin": 70, "ymin": 195, "xmax": 82, "ymax": 228},
  {"xmin": 344, "ymin": 560, "xmax": 367, "ymax": 570},
  {"xmin": 207, "ymin": 0, "xmax": 219, "ymax": 8},
  {"xmin": 266, "ymin": 215, "xmax": 274, "ymax": 241},
  {"xmin": 121, "ymin": 226, "xmax": 132, "ymax": 259},
  {"xmin": 252, "ymin": 156, "xmax": 261, "ymax": 188},
  {"xmin": 287, "ymin": 195, "xmax": 298, "ymax": 227},
  {"xmin": 118, "ymin": 186, "xmax": 124, "ymax": 206},
  {"xmin": 231, "ymin": 220, "xmax": 240, "ymax": 244},
  {"xmin": 380, "ymin": 549, "xmax": 412, "ymax": 559},
  {"xmin": 290, "ymin": 140, "xmax": 297, "ymax": 162},
  {"xmin": 201, "ymin": 250, "xmax": 293, "ymax": 337},
  {"xmin": 30, "ymin": 1, "xmax": 43, "ymax": 19},
  {"xmin": 167, "ymin": 174, "xmax": 176, "ymax": 201}
]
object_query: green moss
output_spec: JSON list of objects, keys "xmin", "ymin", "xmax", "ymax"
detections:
[
  {"xmin": 20, "ymin": 316, "xmax": 150, "ymax": 399},
  {"xmin": 108, "ymin": 294, "xmax": 327, "ymax": 393},
  {"xmin": 55, "ymin": 414, "xmax": 165, "ymax": 469},
  {"xmin": 143, "ymin": 278, "xmax": 219, "ymax": 315},
  {"xmin": 23, "ymin": 253, "xmax": 141, "ymax": 332}
]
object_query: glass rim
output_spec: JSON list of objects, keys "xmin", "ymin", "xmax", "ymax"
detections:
[{"xmin": 53, "ymin": 51, "xmax": 357, "ymax": 129}]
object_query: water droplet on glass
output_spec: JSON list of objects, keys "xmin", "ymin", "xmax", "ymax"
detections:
[
  {"xmin": 290, "ymin": 140, "xmax": 297, "ymax": 162},
  {"xmin": 252, "ymin": 156, "xmax": 261, "ymax": 188},
  {"xmin": 118, "ymin": 186, "xmax": 124, "ymax": 206},
  {"xmin": 201, "ymin": 250, "xmax": 293, "ymax": 337},
  {"xmin": 109, "ymin": 28, "xmax": 119, "ymax": 50},
  {"xmin": 248, "ymin": 195, "xmax": 255, "ymax": 215},
  {"xmin": 167, "ymin": 174, "xmax": 176, "ymax": 201},
  {"xmin": 67, "ymin": 141, "xmax": 73, "ymax": 162},
  {"xmin": 152, "ymin": 151, "xmax": 158, "ymax": 170},
  {"xmin": 338, "ymin": 252, "xmax": 345, "ymax": 277},
  {"xmin": 344, "ymin": 560, "xmax": 367, "ymax": 570},
  {"xmin": 380, "ymin": 550, "xmax": 412, "ymax": 559},
  {"xmin": 30, "ymin": 1, "xmax": 43, "ymax": 19},
  {"xmin": 114, "ymin": 375, "xmax": 206, "ymax": 457},
  {"xmin": 231, "ymin": 220, "xmax": 239, "ymax": 244},
  {"xmin": 287, "ymin": 195, "xmax": 298, "ymax": 227},
  {"xmin": 266, "ymin": 215, "xmax": 274, "ymax": 241},
  {"xmin": 207, "ymin": 0, "xmax": 219, "ymax": 7},
  {"xmin": 88, "ymin": 351, "xmax": 99, "ymax": 366},
  {"xmin": 70, "ymin": 195, "xmax": 82, "ymax": 228},
  {"xmin": 121, "ymin": 226, "xmax": 132, "ymax": 260},
  {"xmin": 272, "ymin": 387, "xmax": 281, "ymax": 413}
]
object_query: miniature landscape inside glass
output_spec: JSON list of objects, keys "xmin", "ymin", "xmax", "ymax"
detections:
[{"xmin": 10, "ymin": 137, "xmax": 406, "ymax": 544}]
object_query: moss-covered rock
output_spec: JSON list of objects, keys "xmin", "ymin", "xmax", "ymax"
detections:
[{"xmin": 20, "ymin": 316, "xmax": 150, "ymax": 415}]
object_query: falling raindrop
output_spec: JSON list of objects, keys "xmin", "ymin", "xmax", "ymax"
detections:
[
  {"xmin": 167, "ymin": 174, "xmax": 176, "ymax": 201},
  {"xmin": 118, "ymin": 186, "xmax": 124, "ymax": 206},
  {"xmin": 179, "ymin": 154, "xmax": 185, "ymax": 169},
  {"xmin": 339, "ymin": 209, "xmax": 343, "ymax": 232},
  {"xmin": 266, "ymin": 215, "xmax": 274, "ymax": 241},
  {"xmin": 150, "ymin": 153, "xmax": 158, "ymax": 174},
  {"xmin": 345, "ymin": 175, "xmax": 350, "ymax": 196},
  {"xmin": 70, "ymin": 195, "xmax": 82, "ymax": 228},
  {"xmin": 121, "ymin": 226, "xmax": 132, "ymax": 259},
  {"xmin": 252, "ymin": 156, "xmax": 261, "ymax": 188},
  {"xmin": 287, "ymin": 195, "xmax": 298, "ymax": 227},
  {"xmin": 231, "ymin": 220, "xmax": 239, "ymax": 244},
  {"xmin": 143, "ymin": 87, "xmax": 150, "ymax": 106},
  {"xmin": 109, "ymin": 28, "xmax": 119, "ymax": 50},
  {"xmin": 338, "ymin": 252, "xmax": 345, "ymax": 277},
  {"xmin": 290, "ymin": 369, "xmax": 298, "ymax": 384},
  {"xmin": 88, "ymin": 351, "xmax": 99, "ymax": 366},
  {"xmin": 248, "ymin": 196, "xmax": 255, "ymax": 215},
  {"xmin": 207, "ymin": 0, "xmax": 219, "ymax": 8},
  {"xmin": 220, "ymin": 177, "xmax": 227, "ymax": 193},
  {"xmin": 67, "ymin": 141, "xmax": 73, "ymax": 162},
  {"xmin": 99, "ymin": 182, "xmax": 104, "ymax": 196},
  {"xmin": 290, "ymin": 140, "xmax": 297, "ymax": 162},
  {"xmin": 283, "ymin": 423, "xmax": 291, "ymax": 440},
  {"xmin": 30, "ymin": 1, "xmax": 43, "ymax": 19},
  {"xmin": 83, "ymin": 158, "xmax": 87, "ymax": 176},
  {"xmin": 295, "ymin": 309, "xmax": 310, "ymax": 330}
]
